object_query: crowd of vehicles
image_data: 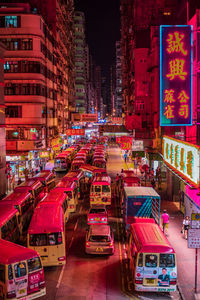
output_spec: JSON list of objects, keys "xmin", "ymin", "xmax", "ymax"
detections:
[{"xmin": 0, "ymin": 138, "xmax": 177, "ymax": 297}]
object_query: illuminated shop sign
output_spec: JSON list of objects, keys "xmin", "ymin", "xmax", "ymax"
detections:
[
  {"xmin": 160, "ymin": 25, "xmax": 193, "ymax": 126},
  {"xmin": 162, "ymin": 136, "xmax": 200, "ymax": 187}
]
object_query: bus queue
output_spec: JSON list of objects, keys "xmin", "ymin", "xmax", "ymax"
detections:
[{"xmin": 0, "ymin": 139, "xmax": 177, "ymax": 298}]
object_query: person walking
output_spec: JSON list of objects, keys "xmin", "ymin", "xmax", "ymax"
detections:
[
  {"xmin": 158, "ymin": 173, "xmax": 162, "ymax": 189},
  {"xmin": 124, "ymin": 152, "xmax": 127, "ymax": 163},
  {"xmin": 161, "ymin": 209, "xmax": 170, "ymax": 235},
  {"xmin": 182, "ymin": 216, "xmax": 190, "ymax": 239},
  {"xmin": 151, "ymin": 177, "xmax": 156, "ymax": 189}
]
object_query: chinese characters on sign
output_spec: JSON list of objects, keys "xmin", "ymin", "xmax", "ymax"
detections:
[
  {"xmin": 163, "ymin": 136, "xmax": 200, "ymax": 187},
  {"xmin": 66, "ymin": 129, "xmax": 85, "ymax": 136},
  {"xmin": 160, "ymin": 25, "xmax": 193, "ymax": 126},
  {"xmin": 188, "ymin": 229, "xmax": 200, "ymax": 248}
]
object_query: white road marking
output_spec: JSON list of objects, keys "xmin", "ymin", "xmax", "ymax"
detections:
[
  {"xmin": 68, "ymin": 236, "xmax": 74, "ymax": 249},
  {"xmin": 56, "ymin": 264, "xmax": 65, "ymax": 289}
]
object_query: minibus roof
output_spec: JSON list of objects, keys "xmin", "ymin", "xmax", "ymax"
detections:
[
  {"xmin": 33, "ymin": 170, "xmax": 54, "ymax": 181},
  {"xmin": 130, "ymin": 222, "xmax": 175, "ymax": 253},
  {"xmin": 43, "ymin": 191, "xmax": 67, "ymax": 204},
  {"xmin": 56, "ymin": 180, "xmax": 77, "ymax": 190},
  {"xmin": 28, "ymin": 203, "xmax": 63, "ymax": 234},
  {"xmin": 123, "ymin": 176, "xmax": 140, "ymax": 183},
  {"xmin": 14, "ymin": 179, "xmax": 42, "ymax": 191},
  {"xmin": 0, "ymin": 204, "xmax": 19, "ymax": 227},
  {"xmin": 0, "ymin": 239, "xmax": 40, "ymax": 265},
  {"xmin": 62, "ymin": 170, "xmax": 83, "ymax": 181},
  {"xmin": 92, "ymin": 175, "xmax": 111, "ymax": 185},
  {"xmin": 124, "ymin": 186, "xmax": 160, "ymax": 198},
  {"xmin": 2, "ymin": 191, "xmax": 32, "ymax": 205}
]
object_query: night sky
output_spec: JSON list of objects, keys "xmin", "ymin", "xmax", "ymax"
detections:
[{"xmin": 74, "ymin": 0, "xmax": 121, "ymax": 77}]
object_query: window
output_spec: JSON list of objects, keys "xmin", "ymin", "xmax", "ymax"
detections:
[
  {"xmin": 95, "ymin": 186, "xmax": 101, "ymax": 193},
  {"xmin": 89, "ymin": 235, "xmax": 110, "ymax": 242},
  {"xmin": 5, "ymin": 106, "xmax": 22, "ymax": 118},
  {"xmin": 8, "ymin": 265, "xmax": 13, "ymax": 280},
  {"xmin": 14, "ymin": 262, "xmax": 27, "ymax": 278},
  {"xmin": 102, "ymin": 186, "xmax": 110, "ymax": 193},
  {"xmin": 160, "ymin": 254, "xmax": 175, "ymax": 268},
  {"xmin": 138, "ymin": 253, "xmax": 143, "ymax": 267},
  {"xmin": 0, "ymin": 38, "xmax": 32, "ymax": 50},
  {"xmin": 145, "ymin": 254, "xmax": 157, "ymax": 267},
  {"xmin": 5, "ymin": 16, "xmax": 18, "ymax": 28},
  {"xmin": 28, "ymin": 257, "xmax": 42, "ymax": 273},
  {"xmin": 29, "ymin": 233, "xmax": 62, "ymax": 246}
]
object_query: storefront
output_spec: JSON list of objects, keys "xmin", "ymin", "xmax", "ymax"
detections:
[{"xmin": 6, "ymin": 154, "xmax": 28, "ymax": 179}]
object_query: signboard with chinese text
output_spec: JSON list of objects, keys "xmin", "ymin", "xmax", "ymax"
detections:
[
  {"xmin": 188, "ymin": 229, "xmax": 200, "ymax": 248},
  {"xmin": 160, "ymin": 25, "xmax": 193, "ymax": 126},
  {"xmin": 163, "ymin": 136, "xmax": 200, "ymax": 187},
  {"xmin": 132, "ymin": 140, "xmax": 144, "ymax": 151},
  {"xmin": 66, "ymin": 129, "xmax": 85, "ymax": 136},
  {"xmin": 191, "ymin": 213, "xmax": 200, "ymax": 229},
  {"xmin": 81, "ymin": 114, "xmax": 98, "ymax": 122}
]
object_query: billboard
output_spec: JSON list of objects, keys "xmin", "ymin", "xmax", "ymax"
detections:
[
  {"xmin": 66, "ymin": 129, "xmax": 85, "ymax": 136},
  {"xmin": 160, "ymin": 25, "xmax": 193, "ymax": 126},
  {"xmin": 162, "ymin": 136, "xmax": 200, "ymax": 187}
]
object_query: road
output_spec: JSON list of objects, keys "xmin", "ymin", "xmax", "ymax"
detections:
[{"xmin": 40, "ymin": 146, "xmax": 179, "ymax": 300}]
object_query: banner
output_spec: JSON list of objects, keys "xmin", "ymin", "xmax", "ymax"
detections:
[
  {"xmin": 120, "ymin": 137, "xmax": 133, "ymax": 150},
  {"xmin": 160, "ymin": 25, "xmax": 193, "ymax": 126},
  {"xmin": 66, "ymin": 129, "xmax": 85, "ymax": 136}
]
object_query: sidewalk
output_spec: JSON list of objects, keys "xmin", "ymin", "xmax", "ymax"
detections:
[{"xmin": 108, "ymin": 145, "xmax": 200, "ymax": 300}]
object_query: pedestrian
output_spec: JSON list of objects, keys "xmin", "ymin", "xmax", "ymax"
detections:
[
  {"xmin": 182, "ymin": 216, "xmax": 190, "ymax": 239},
  {"xmin": 151, "ymin": 178, "xmax": 156, "ymax": 189},
  {"xmin": 124, "ymin": 152, "xmax": 127, "ymax": 163},
  {"xmin": 156, "ymin": 166, "xmax": 160, "ymax": 181},
  {"xmin": 11, "ymin": 174, "xmax": 15, "ymax": 190},
  {"xmin": 17, "ymin": 178, "xmax": 22, "ymax": 185},
  {"xmin": 161, "ymin": 209, "xmax": 170, "ymax": 235}
]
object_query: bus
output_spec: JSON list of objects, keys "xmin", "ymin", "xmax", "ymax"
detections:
[
  {"xmin": 53, "ymin": 181, "xmax": 78, "ymax": 213},
  {"xmin": 14, "ymin": 179, "xmax": 47, "ymax": 207},
  {"xmin": 62, "ymin": 170, "xmax": 85, "ymax": 198},
  {"xmin": 71, "ymin": 159, "xmax": 85, "ymax": 171},
  {"xmin": 2, "ymin": 191, "xmax": 34, "ymax": 234},
  {"xmin": 54, "ymin": 147, "xmax": 78, "ymax": 172},
  {"xmin": 0, "ymin": 239, "xmax": 46, "ymax": 300},
  {"xmin": 128, "ymin": 217, "xmax": 177, "ymax": 292},
  {"xmin": 90, "ymin": 175, "xmax": 111, "ymax": 206},
  {"xmin": 93, "ymin": 158, "xmax": 106, "ymax": 169},
  {"xmin": 27, "ymin": 202, "xmax": 66, "ymax": 266},
  {"xmin": 33, "ymin": 170, "xmax": 56, "ymax": 192},
  {"xmin": 0, "ymin": 203, "xmax": 21, "ymax": 243}
]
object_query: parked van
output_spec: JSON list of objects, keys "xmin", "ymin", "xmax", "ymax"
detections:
[{"xmin": 0, "ymin": 238, "xmax": 46, "ymax": 299}]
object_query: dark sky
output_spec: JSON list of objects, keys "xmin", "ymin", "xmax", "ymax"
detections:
[{"xmin": 74, "ymin": 0, "xmax": 121, "ymax": 77}]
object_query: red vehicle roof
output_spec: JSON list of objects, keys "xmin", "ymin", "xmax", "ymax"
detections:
[
  {"xmin": 0, "ymin": 239, "xmax": 40, "ymax": 265},
  {"xmin": 72, "ymin": 159, "xmax": 85, "ymax": 165},
  {"xmin": 130, "ymin": 221, "xmax": 175, "ymax": 254},
  {"xmin": 123, "ymin": 176, "xmax": 140, "ymax": 183},
  {"xmin": 41, "ymin": 191, "xmax": 67, "ymax": 205},
  {"xmin": 0, "ymin": 203, "xmax": 19, "ymax": 227},
  {"xmin": 92, "ymin": 175, "xmax": 111, "ymax": 185},
  {"xmin": 28, "ymin": 203, "xmax": 63, "ymax": 234},
  {"xmin": 2, "ymin": 191, "xmax": 32, "ymax": 206},
  {"xmin": 33, "ymin": 170, "xmax": 54, "ymax": 182},
  {"xmin": 62, "ymin": 170, "xmax": 83, "ymax": 181},
  {"xmin": 14, "ymin": 179, "xmax": 42, "ymax": 191},
  {"xmin": 56, "ymin": 180, "xmax": 77, "ymax": 190}
]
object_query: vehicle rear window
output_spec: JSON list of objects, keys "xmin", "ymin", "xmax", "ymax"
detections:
[
  {"xmin": 145, "ymin": 254, "xmax": 158, "ymax": 267},
  {"xmin": 102, "ymin": 186, "xmax": 110, "ymax": 193},
  {"xmin": 89, "ymin": 209, "xmax": 106, "ymax": 214},
  {"xmin": 160, "ymin": 254, "xmax": 175, "ymax": 268},
  {"xmin": 29, "ymin": 233, "xmax": 62, "ymax": 246},
  {"xmin": 28, "ymin": 257, "xmax": 42, "ymax": 273},
  {"xmin": 8, "ymin": 264, "xmax": 13, "ymax": 280},
  {"xmin": 95, "ymin": 186, "xmax": 101, "ymax": 193},
  {"xmin": 89, "ymin": 235, "xmax": 110, "ymax": 242},
  {"xmin": 14, "ymin": 262, "xmax": 27, "ymax": 278}
]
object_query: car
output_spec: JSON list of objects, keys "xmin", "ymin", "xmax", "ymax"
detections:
[
  {"xmin": 87, "ymin": 205, "xmax": 108, "ymax": 225},
  {"xmin": 85, "ymin": 224, "xmax": 114, "ymax": 255}
]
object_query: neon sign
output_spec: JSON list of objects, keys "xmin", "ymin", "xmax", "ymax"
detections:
[
  {"xmin": 163, "ymin": 136, "xmax": 200, "ymax": 187},
  {"xmin": 160, "ymin": 25, "xmax": 193, "ymax": 126}
]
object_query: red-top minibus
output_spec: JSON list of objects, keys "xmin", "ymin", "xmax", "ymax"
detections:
[
  {"xmin": 0, "ymin": 238, "xmax": 46, "ymax": 300},
  {"xmin": 128, "ymin": 217, "xmax": 177, "ymax": 292},
  {"xmin": 0, "ymin": 204, "xmax": 20, "ymax": 243},
  {"xmin": 33, "ymin": 170, "xmax": 55, "ymax": 192},
  {"xmin": 62, "ymin": 170, "xmax": 85, "ymax": 198},
  {"xmin": 27, "ymin": 202, "xmax": 66, "ymax": 267},
  {"xmin": 90, "ymin": 175, "xmax": 111, "ymax": 206},
  {"xmin": 54, "ymin": 180, "xmax": 78, "ymax": 213}
]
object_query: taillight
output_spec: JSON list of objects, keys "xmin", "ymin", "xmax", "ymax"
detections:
[
  {"xmin": 170, "ymin": 280, "xmax": 177, "ymax": 285},
  {"xmin": 109, "ymin": 241, "xmax": 113, "ymax": 247},
  {"xmin": 58, "ymin": 256, "xmax": 66, "ymax": 261},
  {"xmin": 7, "ymin": 291, "xmax": 16, "ymax": 299},
  {"xmin": 135, "ymin": 279, "xmax": 143, "ymax": 284},
  {"xmin": 86, "ymin": 241, "xmax": 90, "ymax": 247}
]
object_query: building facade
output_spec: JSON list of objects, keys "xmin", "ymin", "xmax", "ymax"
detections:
[
  {"xmin": 74, "ymin": 11, "xmax": 86, "ymax": 113},
  {"xmin": 115, "ymin": 41, "xmax": 123, "ymax": 117}
]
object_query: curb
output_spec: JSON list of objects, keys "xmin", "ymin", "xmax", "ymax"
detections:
[{"xmin": 177, "ymin": 282, "xmax": 185, "ymax": 300}]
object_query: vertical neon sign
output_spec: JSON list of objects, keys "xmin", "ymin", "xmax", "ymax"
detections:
[{"xmin": 160, "ymin": 25, "xmax": 193, "ymax": 126}]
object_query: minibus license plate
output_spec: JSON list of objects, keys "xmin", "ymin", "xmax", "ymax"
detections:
[
  {"xmin": 96, "ymin": 247, "xmax": 103, "ymax": 252},
  {"xmin": 19, "ymin": 289, "xmax": 25, "ymax": 294},
  {"xmin": 146, "ymin": 279, "xmax": 155, "ymax": 284}
]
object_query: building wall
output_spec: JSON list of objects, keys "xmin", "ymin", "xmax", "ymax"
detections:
[{"xmin": 115, "ymin": 41, "xmax": 123, "ymax": 117}]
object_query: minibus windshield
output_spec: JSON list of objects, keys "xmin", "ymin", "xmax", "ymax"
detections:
[
  {"xmin": 160, "ymin": 254, "xmax": 175, "ymax": 268},
  {"xmin": 102, "ymin": 186, "xmax": 110, "ymax": 193},
  {"xmin": 14, "ymin": 262, "xmax": 27, "ymax": 278}
]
